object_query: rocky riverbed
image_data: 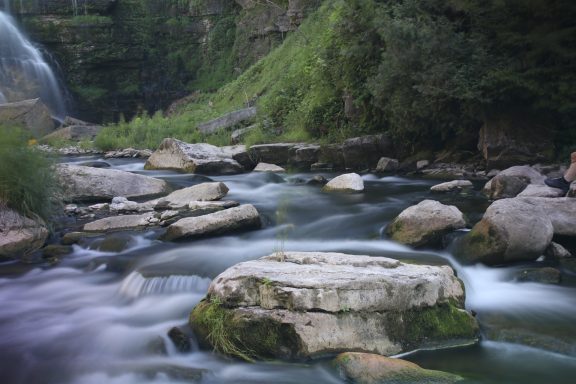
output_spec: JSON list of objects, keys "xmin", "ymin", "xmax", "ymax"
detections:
[{"xmin": 1, "ymin": 147, "xmax": 576, "ymax": 384}]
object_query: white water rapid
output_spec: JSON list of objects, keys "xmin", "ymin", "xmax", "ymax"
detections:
[{"xmin": 0, "ymin": 6, "xmax": 66, "ymax": 118}]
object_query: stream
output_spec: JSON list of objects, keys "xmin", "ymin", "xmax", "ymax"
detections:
[{"xmin": 1, "ymin": 156, "xmax": 576, "ymax": 383}]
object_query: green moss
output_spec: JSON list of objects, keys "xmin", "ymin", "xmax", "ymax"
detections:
[
  {"xmin": 190, "ymin": 296, "xmax": 300, "ymax": 361},
  {"xmin": 389, "ymin": 302, "xmax": 479, "ymax": 351}
]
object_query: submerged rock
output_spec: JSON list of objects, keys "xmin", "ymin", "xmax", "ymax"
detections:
[
  {"xmin": 57, "ymin": 164, "xmax": 170, "ymax": 203},
  {"xmin": 386, "ymin": 200, "xmax": 467, "ymax": 247},
  {"xmin": 322, "ymin": 173, "xmax": 364, "ymax": 193},
  {"xmin": 145, "ymin": 138, "xmax": 244, "ymax": 175},
  {"xmin": 161, "ymin": 204, "xmax": 261, "ymax": 241},
  {"xmin": 0, "ymin": 206, "xmax": 48, "ymax": 259},
  {"xmin": 190, "ymin": 252, "xmax": 479, "ymax": 360},
  {"xmin": 334, "ymin": 352, "xmax": 463, "ymax": 384}
]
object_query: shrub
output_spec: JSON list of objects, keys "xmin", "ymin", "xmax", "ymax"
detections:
[{"xmin": 0, "ymin": 126, "xmax": 61, "ymax": 222}]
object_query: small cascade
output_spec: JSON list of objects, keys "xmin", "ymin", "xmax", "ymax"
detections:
[
  {"xmin": 0, "ymin": 9, "xmax": 66, "ymax": 118},
  {"xmin": 119, "ymin": 271, "xmax": 212, "ymax": 299}
]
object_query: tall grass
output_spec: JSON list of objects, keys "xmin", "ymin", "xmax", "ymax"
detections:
[{"xmin": 0, "ymin": 126, "xmax": 61, "ymax": 222}]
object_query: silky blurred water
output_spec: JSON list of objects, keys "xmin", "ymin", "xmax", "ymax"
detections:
[{"xmin": 1, "ymin": 157, "xmax": 575, "ymax": 383}]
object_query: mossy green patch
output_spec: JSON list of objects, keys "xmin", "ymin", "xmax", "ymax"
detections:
[
  {"xmin": 388, "ymin": 302, "xmax": 479, "ymax": 351},
  {"xmin": 190, "ymin": 297, "xmax": 301, "ymax": 361}
]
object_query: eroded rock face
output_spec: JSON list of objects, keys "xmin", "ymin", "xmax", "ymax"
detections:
[
  {"xmin": 342, "ymin": 134, "xmax": 393, "ymax": 170},
  {"xmin": 161, "ymin": 204, "xmax": 261, "ymax": 241},
  {"xmin": 334, "ymin": 352, "xmax": 463, "ymax": 384},
  {"xmin": 0, "ymin": 99, "xmax": 54, "ymax": 138},
  {"xmin": 56, "ymin": 164, "xmax": 170, "ymax": 202},
  {"xmin": 145, "ymin": 138, "xmax": 244, "ymax": 175},
  {"xmin": 478, "ymin": 114, "xmax": 554, "ymax": 168},
  {"xmin": 386, "ymin": 200, "xmax": 467, "ymax": 247},
  {"xmin": 322, "ymin": 173, "xmax": 364, "ymax": 193},
  {"xmin": 190, "ymin": 252, "xmax": 478, "ymax": 360},
  {"xmin": 455, "ymin": 198, "xmax": 554, "ymax": 265},
  {"xmin": 0, "ymin": 206, "xmax": 49, "ymax": 259}
]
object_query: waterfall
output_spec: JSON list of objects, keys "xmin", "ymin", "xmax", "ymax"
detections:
[{"xmin": 0, "ymin": 9, "xmax": 67, "ymax": 119}]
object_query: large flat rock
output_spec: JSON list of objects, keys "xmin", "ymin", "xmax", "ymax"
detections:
[
  {"xmin": 190, "ymin": 252, "xmax": 478, "ymax": 360},
  {"xmin": 161, "ymin": 204, "xmax": 261, "ymax": 241},
  {"xmin": 56, "ymin": 164, "xmax": 170, "ymax": 203},
  {"xmin": 155, "ymin": 182, "xmax": 229, "ymax": 210},
  {"xmin": 145, "ymin": 138, "xmax": 244, "ymax": 175}
]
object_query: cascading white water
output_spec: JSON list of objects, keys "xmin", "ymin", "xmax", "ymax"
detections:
[{"xmin": 0, "ymin": 8, "xmax": 66, "ymax": 118}]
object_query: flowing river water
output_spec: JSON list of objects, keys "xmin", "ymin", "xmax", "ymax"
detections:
[{"xmin": 1, "ymin": 157, "xmax": 576, "ymax": 383}]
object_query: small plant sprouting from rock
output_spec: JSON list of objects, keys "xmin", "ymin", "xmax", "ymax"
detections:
[
  {"xmin": 273, "ymin": 196, "xmax": 291, "ymax": 261},
  {"xmin": 261, "ymin": 277, "xmax": 273, "ymax": 287}
]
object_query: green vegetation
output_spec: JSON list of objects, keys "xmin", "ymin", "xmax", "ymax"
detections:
[
  {"xmin": 391, "ymin": 301, "xmax": 479, "ymax": 350},
  {"xmin": 95, "ymin": 0, "xmax": 576, "ymax": 154},
  {"xmin": 68, "ymin": 15, "xmax": 113, "ymax": 26},
  {"xmin": 190, "ymin": 299, "xmax": 255, "ymax": 362},
  {"xmin": 0, "ymin": 126, "xmax": 61, "ymax": 222}
]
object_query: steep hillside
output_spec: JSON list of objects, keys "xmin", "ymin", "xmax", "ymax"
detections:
[{"xmin": 97, "ymin": 0, "xmax": 576, "ymax": 163}]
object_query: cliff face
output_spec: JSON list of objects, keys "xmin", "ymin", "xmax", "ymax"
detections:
[{"xmin": 2, "ymin": 0, "xmax": 319, "ymax": 122}]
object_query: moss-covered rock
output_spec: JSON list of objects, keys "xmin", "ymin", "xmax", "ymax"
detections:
[
  {"xmin": 334, "ymin": 352, "xmax": 463, "ymax": 384},
  {"xmin": 189, "ymin": 252, "xmax": 479, "ymax": 361}
]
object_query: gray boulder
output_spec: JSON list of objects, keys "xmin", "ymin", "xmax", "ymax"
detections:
[
  {"xmin": 190, "ymin": 252, "xmax": 478, "ymax": 360},
  {"xmin": 375, "ymin": 157, "xmax": 399, "ymax": 173},
  {"xmin": 342, "ymin": 134, "xmax": 393, "ymax": 170},
  {"xmin": 483, "ymin": 165, "xmax": 545, "ymax": 199},
  {"xmin": 253, "ymin": 162, "xmax": 286, "ymax": 173},
  {"xmin": 110, "ymin": 197, "xmax": 140, "ymax": 212},
  {"xmin": 83, "ymin": 213, "xmax": 159, "ymax": 232},
  {"xmin": 145, "ymin": 138, "xmax": 244, "ymax": 175},
  {"xmin": 249, "ymin": 143, "xmax": 302, "ymax": 165},
  {"xmin": 197, "ymin": 107, "xmax": 256, "ymax": 135},
  {"xmin": 155, "ymin": 182, "xmax": 229, "ymax": 210},
  {"xmin": 221, "ymin": 145, "xmax": 254, "ymax": 170},
  {"xmin": 0, "ymin": 206, "xmax": 48, "ymax": 259},
  {"xmin": 517, "ymin": 184, "xmax": 565, "ymax": 198},
  {"xmin": 517, "ymin": 197, "xmax": 576, "ymax": 237},
  {"xmin": 455, "ymin": 198, "xmax": 554, "ymax": 265},
  {"xmin": 0, "ymin": 98, "xmax": 54, "ymax": 138},
  {"xmin": 56, "ymin": 164, "xmax": 170, "ymax": 203},
  {"xmin": 288, "ymin": 144, "xmax": 320, "ymax": 170},
  {"xmin": 161, "ymin": 204, "xmax": 261, "ymax": 241},
  {"xmin": 430, "ymin": 180, "xmax": 473, "ymax": 193},
  {"xmin": 318, "ymin": 144, "xmax": 345, "ymax": 170},
  {"xmin": 334, "ymin": 352, "xmax": 463, "ymax": 384},
  {"xmin": 387, "ymin": 200, "xmax": 466, "ymax": 247},
  {"xmin": 41, "ymin": 124, "xmax": 102, "ymax": 142},
  {"xmin": 322, "ymin": 173, "xmax": 364, "ymax": 193}
]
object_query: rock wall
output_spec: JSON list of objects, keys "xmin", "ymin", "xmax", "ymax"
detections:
[{"xmin": 1, "ymin": 0, "xmax": 319, "ymax": 122}]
